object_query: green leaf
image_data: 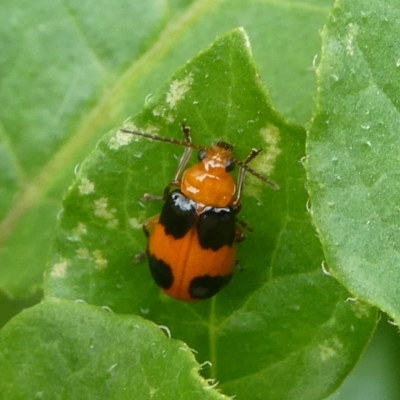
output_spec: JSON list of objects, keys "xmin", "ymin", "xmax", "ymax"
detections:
[
  {"xmin": 0, "ymin": 299, "xmax": 227, "ymax": 400},
  {"xmin": 327, "ymin": 319, "xmax": 400, "ymax": 400},
  {"xmin": 45, "ymin": 29, "xmax": 377, "ymax": 400},
  {"xmin": 306, "ymin": 0, "xmax": 400, "ymax": 323},
  {"xmin": 0, "ymin": 0, "xmax": 330, "ymax": 298}
]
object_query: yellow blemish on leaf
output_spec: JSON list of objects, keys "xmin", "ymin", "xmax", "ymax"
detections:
[
  {"xmin": 109, "ymin": 129, "xmax": 135, "ymax": 150},
  {"xmin": 94, "ymin": 198, "xmax": 119, "ymax": 228},
  {"xmin": 129, "ymin": 218, "xmax": 143, "ymax": 229},
  {"xmin": 152, "ymin": 105, "xmax": 165, "ymax": 117},
  {"xmin": 107, "ymin": 219, "xmax": 119, "ymax": 229},
  {"xmin": 51, "ymin": 260, "xmax": 68, "ymax": 278},
  {"xmin": 152, "ymin": 106, "xmax": 174, "ymax": 122},
  {"xmin": 318, "ymin": 337, "xmax": 343, "ymax": 362},
  {"xmin": 143, "ymin": 125, "xmax": 160, "ymax": 135},
  {"xmin": 68, "ymin": 222, "xmax": 87, "ymax": 242},
  {"xmin": 244, "ymin": 124, "xmax": 281, "ymax": 199},
  {"xmin": 76, "ymin": 247, "xmax": 89, "ymax": 259},
  {"xmin": 257, "ymin": 124, "xmax": 282, "ymax": 175},
  {"xmin": 94, "ymin": 198, "xmax": 114, "ymax": 219},
  {"xmin": 166, "ymin": 73, "xmax": 194, "ymax": 109},
  {"xmin": 93, "ymin": 249, "xmax": 108, "ymax": 270},
  {"xmin": 349, "ymin": 300, "xmax": 371, "ymax": 319},
  {"xmin": 346, "ymin": 23, "xmax": 359, "ymax": 57},
  {"xmin": 78, "ymin": 178, "xmax": 95, "ymax": 195},
  {"xmin": 76, "ymin": 222, "xmax": 87, "ymax": 235}
]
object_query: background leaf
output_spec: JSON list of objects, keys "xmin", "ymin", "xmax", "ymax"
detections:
[
  {"xmin": 0, "ymin": 0, "xmax": 332, "ymax": 298},
  {"xmin": 2, "ymin": 0, "xmax": 395, "ymax": 398},
  {"xmin": 328, "ymin": 319, "xmax": 400, "ymax": 400},
  {"xmin": 44, "ymin": 29, "xmax": 377, "ymax": 400},
  {"xmin": 306, "ymin": 0, "xmax": 400, "ymax": 322},
  {"xmin": 0, "ymin": 299, "xmax": 228, "ymax": 400}
]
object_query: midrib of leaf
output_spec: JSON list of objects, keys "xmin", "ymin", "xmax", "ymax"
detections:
[
  {"xmin": 220, "ymin": 285, "xmax": 353, "ymax": 389},
  {"xmin": 208, "ymin": 298, "xmax": 218, "ymax": 378},
  {"xmin": 61, "ymin": 0, "xmax": 109, "ymax": 75},
  {"xmin": 0, "ymin": 121, "xmax": 26, "ymax": 184},
  {"xmin": 0, "ymin": 0, "xmax": 219, "ymax": 248}
]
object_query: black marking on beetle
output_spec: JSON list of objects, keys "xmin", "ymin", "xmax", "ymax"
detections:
[
  {"xmin": 159, "ymin": 190, "xmax": 196, "ymax": 239},
  {"xmin": 148, "ymin": 253, "xmax": 174, "ymax": 289},
  {"xmin": 189, "ymin": 274, "xmax": 232, "ymax": 300},
  {"xmin": 197, "ymin": 208, "xmax": 236, "ymax": 250}
]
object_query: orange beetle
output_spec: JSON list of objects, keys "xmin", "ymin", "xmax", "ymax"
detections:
[{"xmin": 121, "ymin": 124, "xmax": 278, "ymax": 301}]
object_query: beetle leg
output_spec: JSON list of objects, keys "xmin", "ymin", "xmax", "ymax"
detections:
[
  {"xmin": 232, "ymin": 148, "xmax": 263, "ymax": 208},
  {"xmin": 133, "ymin": 252, "xmax": 146, "ymax": 264},
  {"xmin": 140, "ymin": 193, "xmax": 163, "ymax": 202},
  {"xmin": 163, "ymin": 123, "xmax": 194, "ymax": 200},
  {"xmin": 143, "ymin": 214, "xmax": 160, "ymax": 237},
  {"xmin": 235, "ymin": 224, "xmax": 246, "ymax": 243}
]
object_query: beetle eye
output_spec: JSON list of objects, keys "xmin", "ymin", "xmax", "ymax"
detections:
[
  {"xmin": 225, "ymin": 159, "xmax": 235, "ymax": 172},
  {"xmin": 198, "ymin": 150, "xmax": 207, "ymax": 161}
]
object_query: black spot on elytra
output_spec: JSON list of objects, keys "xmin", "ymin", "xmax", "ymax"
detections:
[
  {"xmin": 148, "ymin": 254, "xmax": 173, "ymax": 289},
  {"xmin": 197, "ymin": 208, "xmax": 236, "ymax": 250},
  {"xmin": 159, "ymin": 191, "xmax": 196, "ymax": 239},
  {"xmin": 189, "ymin": 274, "xmax": 232, "ymax": 300}
]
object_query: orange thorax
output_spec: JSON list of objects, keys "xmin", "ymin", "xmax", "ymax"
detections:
[{"xmin": 181, "ymin": 146, "xmax": 236, "ymax": 208}]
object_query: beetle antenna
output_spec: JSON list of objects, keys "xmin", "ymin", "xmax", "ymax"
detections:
[
  {"xmin": 231, "ymin": 147, "xmax": 279, "ymax": 189},
  {"xmin": 120, "ymin": 127, "xmax": 279, "ymax": 189},
  {"xmin": 235, "ymin": 159, "xmax": 280, "ymax": 189},
  {"xmin": 119, "ymin": 128, "xmax": 207, "ymax": 151}
]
